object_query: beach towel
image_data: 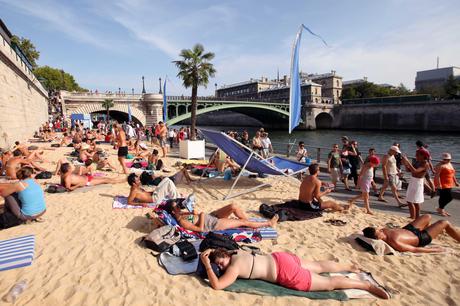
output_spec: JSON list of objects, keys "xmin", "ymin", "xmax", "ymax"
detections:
[
  {"xmin": 225, "ymin": 271, "xmax": 387, "ymax": 300},
  {"xmin": 125, "ymin": 161, "xmax": 148, "ymax": 168},
  {"xmin": 112, "ymin": 196, "xmax": 157, "ymax": 209},
  {"xmin": 0, "ymin": 235, "xmax": 35, "ymax": 272},
  {"xmin": 260, "ymin": 200, "xmax": 322, "ymax": 222}
]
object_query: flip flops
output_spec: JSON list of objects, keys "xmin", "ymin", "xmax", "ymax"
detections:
[{"xmin": 323, "ymin": 219, "xmax": 347, "ymax": 226}]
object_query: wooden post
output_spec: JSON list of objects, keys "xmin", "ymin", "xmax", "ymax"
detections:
[
  {"xmin": 316, "ymin": 148, "xmax": 321, "ymax": 163},
  {"xmin": 286, "ymin": 144, "xmax": 290, "ymax": 157}
]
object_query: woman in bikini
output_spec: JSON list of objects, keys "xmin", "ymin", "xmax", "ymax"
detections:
[{"xmin": 199, "ymin": 248, "xmax": 390, "ymax": 299}]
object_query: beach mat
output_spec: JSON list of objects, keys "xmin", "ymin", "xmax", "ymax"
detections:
[
  {"xmin": 225, "ymin": 279, "xmax": 347, "ymax": 301},
  {"xmin": 0, "ymin": 235, "xmax": 35, "ymax": 272},
  {"xmin": 225, "ymin": 271, "xmax": 387, "ymax": 300},
  {"xmin": 113, "ymin": 196, "xmax": 157, "ymax": 209},
  {"xmin": 213, "ymin": 218, "xmax": 277, "ymax": 239}
]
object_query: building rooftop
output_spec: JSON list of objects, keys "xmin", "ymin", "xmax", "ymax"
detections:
[{"xmin": 416, "ymin": 66, "xmax": 460, "ymax": 82}]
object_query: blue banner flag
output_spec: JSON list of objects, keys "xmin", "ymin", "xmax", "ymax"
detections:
[
  {"xmin": 289, "ymin": 24, "xmax": 329, "ymax": 134},
  {"xmin": 127, "ymin": 100, "xmax": 132, "ymax": 122},
  {"xmin": 163, "ymin": 77, "xmax": 167, "ymax": 122}
]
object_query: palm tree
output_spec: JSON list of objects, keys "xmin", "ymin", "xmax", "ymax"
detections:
[
  {"xmin": 173, "ymin": 44, "xmax": 216, "ymax": 140},
  {"xmin": 102, "ymin": 99, "xmax": 114, "ymax": 123}
]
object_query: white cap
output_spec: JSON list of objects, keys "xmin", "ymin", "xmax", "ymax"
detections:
[{"xmin": 390, "ymin": 145, "xmax": 401, "ymax": 154}]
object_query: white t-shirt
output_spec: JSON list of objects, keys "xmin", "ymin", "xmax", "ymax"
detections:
[
  {"xmin": 261, "ymin": 137, "xmax": 271, "ymax": 149},
  {"xmin": 168, "ymin": 130, "xmax": 175, "ymax": 138},
  {"xmin": 126, "ymin": 125, "xmax": 136, "ymax": 138}
]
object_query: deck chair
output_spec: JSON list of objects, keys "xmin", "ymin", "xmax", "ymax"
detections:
[{"xmin": 200, "ymin": 129, "xmax": 308, "ymax": 200}]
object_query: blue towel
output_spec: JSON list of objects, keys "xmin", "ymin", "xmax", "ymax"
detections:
[{"xmin": 0, "ymin": 235, "xmax": 35, "ymax": 272}]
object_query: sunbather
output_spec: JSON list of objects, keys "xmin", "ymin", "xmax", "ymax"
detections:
[
  {"xmin": 199, "ymin": 248, "xmax": 389, "ymax": 299},
  {"xmin": 6, "ymin": 150, "xmax": 45, "ymax": 179},
  {"xmin": 363, "ymin": 214, "xmax": 460, "ymax": 253},
  {"xmin": 296, "ymin": 164, "xmax": 345, "ymax": 212},
  {"xmin": 139, "ymin": 168, "xmax": 194, "ymax": 186},
  {"xmin": 60, "ymin": 163, "xmax": 124, "ymax": 191},
  {"xmin": 163, "ymin": 201, "xmax": 278, "ymax": 233},
  {"xmin": 127, "ymin": 173, "xmax": 180, "ymax": 206}
]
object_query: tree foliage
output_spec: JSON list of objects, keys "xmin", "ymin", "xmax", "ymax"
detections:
[
  {"xmin": 173, "ymin": 44, "xmax": 216, "ymax": 140},
  {"xmin": 11, "ymin": 35, "xmax": 40, "ymax": 69},
  {"xmin": 341, "ymin": 82, "xmax": 413, "ymax": 99},
  {"xmin": 34, "ymin": 66, "xmax": 87, "ymax": 92},
  {"xmin": 102, "ymin": 99, "xmax": 115, "ymax": 122},
  {"xmin": 444, "ymin": 75, "xmax": 460, "ymax": 99}
]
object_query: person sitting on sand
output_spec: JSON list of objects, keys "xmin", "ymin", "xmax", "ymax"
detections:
[
  {"xmin": 14, "ymin": 141, "xmax": 45, "ymax": 162},
  {"xmin": 0, "ymin": 166, "xmax": 46, "ymax": 229},
  {"xmin": 296, "ymin": 164, "xmax": 345, "ymax": 212},
  {"xmin": 6, "ymin": 150, "xmax": 46, "ymax": 179},
  {"xmin": 363, "ymin": 214, "xmax": 460, "ymax": 253},
  {"xmin": 148, "ymin": 149, "xmax": 165, "ymax": 171},
  {"xmin": 60, "ymin": 163, "xmax": 124, "ymax": 191},
  {"xmin": 199, "ymin": 248, "xmax": 389, "ymax": 299},
  {"xmin": 127, "ymin": 173, "xmax": 180, "ymax": 206},
  {"xmin": 163, "ymin": 201, "xmax": 278, "ymax": 233},
  {"xmin": 59, "ymin": 133, "xmax": 73, "ymax": 147}
]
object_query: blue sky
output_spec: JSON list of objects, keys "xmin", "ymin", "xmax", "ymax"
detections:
[{"xmin": 1, "ymin": 0, "xmax": 459, "ymax": 95}]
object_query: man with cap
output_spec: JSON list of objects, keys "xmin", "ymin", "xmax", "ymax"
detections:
[
  {"xmin": 378, "ymin": 146, "xmax": 404, "ymax": 206},
  {"xmin": 434, "ymin": 153, "xmax": 459, "ymax": 216}
]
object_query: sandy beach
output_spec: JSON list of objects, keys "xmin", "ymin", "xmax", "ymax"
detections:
[{"xmin": 0, "ymin": 142, "xmax": 459, "ymax": 306}]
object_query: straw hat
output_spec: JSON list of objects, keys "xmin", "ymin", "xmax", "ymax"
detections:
[{"xmin": 442, "ymin": 153, "xmax": 452, "ymax": 160}]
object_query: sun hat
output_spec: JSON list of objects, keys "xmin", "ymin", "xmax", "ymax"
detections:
[
  {"xmin": 390, "ymin": 145, "xmax": 401, "ymax": 154},
  {"xmin": 442, "ymin": 153, "xmax": 452, "ymax": 160}
]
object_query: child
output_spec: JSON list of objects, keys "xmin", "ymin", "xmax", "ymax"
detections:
[
  {"xmin": 348, "ymin": 155, "xmax": 380, "ymax": 214},
  {"xmin": 296, "ymin": 141, "xmax": 308, "ymax": 163}
]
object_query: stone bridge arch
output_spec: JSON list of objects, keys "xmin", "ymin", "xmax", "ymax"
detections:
[{"xmin": 67, "ymin": 103, "xmax": 147, "ymax": 126}]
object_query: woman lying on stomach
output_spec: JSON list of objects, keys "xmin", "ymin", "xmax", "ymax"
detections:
[{"xmin": 200, "ymin": 248, "xmax": 390, "ymax": 299}]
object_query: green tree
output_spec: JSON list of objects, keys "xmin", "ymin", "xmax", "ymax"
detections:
[
  {"xmin": 395, "ymin": 83, "xmax": 411, "ymax": 95},
  {"xmin": 444, "ymin": 75, "xmax": 460, "ymax": 99},
  {"xmin": 102, "ymin": 99, "xmax": 114, "ymax": 123},
  {"xmin": 11, "ymin": 35, "xmax": 40, "ymax": 69},
  {"xmin": 173, "ymin": 44, "xmax": 216, "ymax": 140},
  {"xmin": 34, "ymin": 66, "xmax": 86, "ymax": 91}
]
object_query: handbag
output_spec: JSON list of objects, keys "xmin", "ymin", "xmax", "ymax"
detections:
[{"xmin": 143, "ymin": 225, "xmax": 180, "ymax": 252}]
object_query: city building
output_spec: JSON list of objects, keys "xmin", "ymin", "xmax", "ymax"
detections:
[
  {"xmin": 415, "ymin": 66, "xmax": 460, "ymax": 92},
  {"xmin": 216, "ymin": 70, "xmax": 341, "ymax": 104}
]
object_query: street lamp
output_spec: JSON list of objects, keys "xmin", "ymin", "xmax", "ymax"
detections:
[
  {"xmin": 159, "ymin": 77, "xmax": 162, "ymax": 94},
  {"xmin": 132, "ymin": 88, "xmax": 134, "ymax": 95},
  {"xmin": 142, "ymin": 76, "xmax": 146, "ymax": 94},
  {"xmin": 214, "ymin": 83, "xmax": 217, "ymax": 97}
]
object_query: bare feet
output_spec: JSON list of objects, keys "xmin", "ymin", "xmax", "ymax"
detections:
[
  {"xmin": 365, "ymin": 209, "xmax": 374, "ymax": 215},
  {"xmin": 269, "ymin": 214, "xmax": 279, "ymax": 228},
  {"xmin": 437, "ymin": 208, "xmax": 450, "ymax": 217},
  {"xmin": 377, "ymin": 198, "xmax": 388, "ymax": 203},
  {"xmin": 367, "ymin": 283, "xmax": 391, "ymax": 299},
  {"xmin": 346, "ymin": 262, "xmax": 361, "ymax": 273}
]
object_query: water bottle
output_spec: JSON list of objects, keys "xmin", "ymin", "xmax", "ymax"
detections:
[{"xmin": 2, "ymin": 280, "xmax": 27, "ymax": 303}]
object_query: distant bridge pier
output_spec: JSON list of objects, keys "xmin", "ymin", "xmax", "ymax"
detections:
[{"xmin": 299, "ymin": 104, "xmax": 335, "ymax": 130}]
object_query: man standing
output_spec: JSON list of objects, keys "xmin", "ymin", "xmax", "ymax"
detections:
[
  {"xmin": 115, "ymin": 124, "xmax": 129, "ymax": 174},
  {"xmin": 158, "ymin": 121, "xmax": 168, "ymax": 158},
  {"xmin": 168, "ymin": 127, "xmax": 176, "ymax": 149},
  {"xmin": 378, "ymin": 146, "xmax": 404, "ymax": 206},
  {"xmin": 327, "ymin": 144, "xmax": 342, "ymax": 190},
  {"xmin": 347, "ymin": 140, "xmax": 362, "ymax": 188}
]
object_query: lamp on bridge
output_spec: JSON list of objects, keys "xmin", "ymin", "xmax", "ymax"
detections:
[
  {"xmin": 132, "ymin": 88, "xmax": 134, "ymax": 95},
  {"xmin": 159, "ymin": 77, "xmax": 162, "ymax": 94},
  {"xmin": 142, "ymin": 76, "xmax": 146, "ymax": 94},
  {"xmin": 214, "ymin": 83, "xmax": 217, "ymax": 96}
]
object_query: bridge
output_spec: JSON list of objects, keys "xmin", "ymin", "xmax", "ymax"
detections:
[{"xmin": 60, "ymin": 91, "xmax": 335, "ymax": 129}]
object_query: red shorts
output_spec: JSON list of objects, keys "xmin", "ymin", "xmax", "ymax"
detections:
[{"xmin": 272, "ymin": 252, "xmax": 312, "ymax": 291}]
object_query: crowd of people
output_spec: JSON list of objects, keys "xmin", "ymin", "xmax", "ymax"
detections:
[{"xmin": 0, "ymin": 121, "xmax": 459, "ymax": 301}]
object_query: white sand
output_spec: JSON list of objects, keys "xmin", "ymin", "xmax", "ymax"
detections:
[{"xmin": 0, "ymin": 142, "xmax": 459, "ymax": 306}]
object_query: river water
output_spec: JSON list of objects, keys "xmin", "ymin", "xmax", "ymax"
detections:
[{"xmin": 196, "ymin": 126, "xmax": 460, "ymax": 164}]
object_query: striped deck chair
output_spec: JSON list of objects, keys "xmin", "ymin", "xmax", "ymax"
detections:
[
  {"xmin": 200, "ymin": 129, "xmax": 308, "ymax": 200},
  {"xmin": 0, "ymin": 235, "xmax": 35, "ymax": 272}
]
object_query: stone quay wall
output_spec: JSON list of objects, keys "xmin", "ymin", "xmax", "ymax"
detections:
[
  {"xmin": 332, "ymin": 100, "xmax": 460, "ymax": 131},
  {"xmin": 0, "ymin": 35, "xmax": 48, "ymax": 149}
]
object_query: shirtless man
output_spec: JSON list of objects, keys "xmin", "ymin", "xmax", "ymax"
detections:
[
  {"xmin": 378, "ymin": 146, "xmax": 404, "ymax": 206},
  {"xmin": 60, "ymin": 163, "xmax": 124, "ymax": 191},
  {"xmin": 297, "ymin": 164, "xmax": 345, "ymax": 212},
  {"xmin": 164, "ymin": 201, "xmax": 278, "ymax": 233},
  {"xmin": 59, "ymin": 133, "xmax": 73, "ymax": 147},
  {"xmin": 115, "ymin": 124, "xmax": 129, "ymax": 174},
  {"xmin": 6, "ymin": 150, "xmax": 45, "ymax": 179},
  {"xmin": 200, "ymin": 248, "xmax": 389, "ymax": 299},
  {"xmin": 363, "ymin": 214, "xmax": 460, "ymax": 253},
  {"xmin": 158, "ymin": 122, "xmax": 168, "ymax": 158},
  {"xmin": 14, "ymin": 141, "xmax": 45, "ymax": 162},
  {"xmin": 127, "ymin": 173, "xmax": 180, "ymax": 206}
]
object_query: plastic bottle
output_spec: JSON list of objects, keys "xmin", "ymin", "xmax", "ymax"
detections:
[{"xmin": 2, "ymin": 280, "xmax": 27, "ymax": 303}]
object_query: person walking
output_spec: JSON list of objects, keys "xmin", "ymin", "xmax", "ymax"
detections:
[
  {"xmin": 378, "ymin": 146, "xmax": 404, "ymax": 206},
  {"xmin": 327, "ymin": 144, "xmax": 342, "ymax": 190},
  {"xmin": 348, "ymin": 155, "xmax": 380, "ymax": 214},
  {"xmin": 434, "ymin": 153, "xmax": 459, "ymax": 217}
]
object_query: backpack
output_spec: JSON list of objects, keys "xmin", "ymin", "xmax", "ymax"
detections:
[
  {"xmin": 198, "ymin": 232, "xmax": 239, "ymax": 252},
  {"xmin": 143, "ymin": 225, "xmax": 180, "ymax": 252},
  {"xmin": 171, "ymin": 240, "xmax": 198, "ymax": 261},
  {"xmin": 35, "ymin": 171, "xmax": 52, "ymax": 179},
  {"xmin": 259, "ymin": 203, "xmax": 290, "ymax": 222},
  {"xmin": 46, "ymin": 185, "xmax": 67, "ymax": 193}
]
